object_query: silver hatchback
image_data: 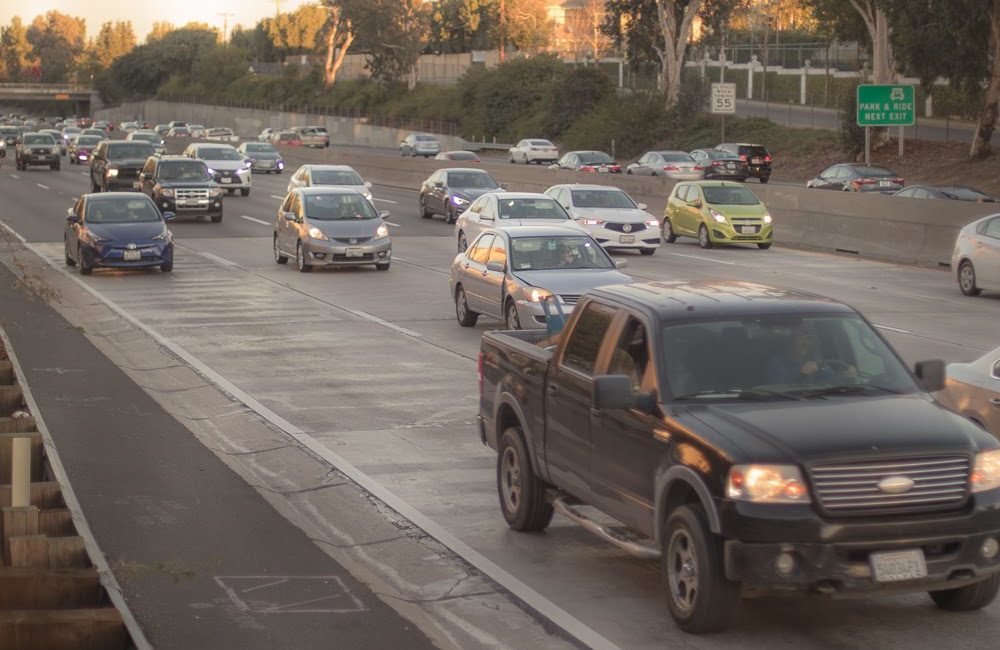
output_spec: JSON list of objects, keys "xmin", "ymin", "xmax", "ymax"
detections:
[
  {"xmin": 273, "ymin": 187, "xmax": 392, "ymax": 272},
  {"xmin": 953, "ymin": 213, "xmax": 1000, "ymax": 296}
]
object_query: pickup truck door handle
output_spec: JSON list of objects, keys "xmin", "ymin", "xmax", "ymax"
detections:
[
  {"xmin": 991, "ymin": 398, "xmax": 1000, "ymax": 407},
  {"xmin": 547, "ymin": 385, "xmax": 559, "ymax": 396}
]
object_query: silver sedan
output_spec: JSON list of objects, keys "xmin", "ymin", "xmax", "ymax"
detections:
[
  {"xmin": 626, "ymin": 151, "xmax": 704, "ymax": 180},
  {"xmin": 937, "ymin": 346, "xmax": 1000, "ymax": 435},
  {"xmin": 953, "ymin": 213, "xmax": 1000, "ymax": 296}
]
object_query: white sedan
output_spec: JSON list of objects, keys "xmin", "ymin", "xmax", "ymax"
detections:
[
  {"xmin": 508, "ymin": 139, "xmax": 559, "ymax": 165},
  {"xmin": 936, "ymin": 345, "xmax": 1000, "ymax": 435},
  {"xmin": 545, "ymin": 184, "xmax": 661, "ymax": 255},
  {"xmin": 453, "ymin": 192, "xmax": 587, "ymax": 253},
  {"xmin": 286, "ymin": 164, "xmax": 373, "ymax": 202},
  {"xmin": 953, "ymin": 213, "xmax": 1000, "ymax": 296}
]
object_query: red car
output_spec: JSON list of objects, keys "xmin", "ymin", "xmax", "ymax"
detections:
[{"xmin": 275, "ymin": 131, "xmax": 303, "ymax": 147}]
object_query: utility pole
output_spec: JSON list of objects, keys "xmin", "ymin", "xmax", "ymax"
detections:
[
  {"xmin": 218, "ymin": 12, "xmax": 235, "ymax": 42},
  {"xmin": 499, "ymin": 0, "xmax": 506, "ymax": 62},
  {"xmin": 274, "ymin": 0, "xmax": 283, "ymax": 18}
]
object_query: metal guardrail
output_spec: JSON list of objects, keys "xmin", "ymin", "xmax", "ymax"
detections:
[{"xmin": 0, "ymin": 83, "xmax": 94, "ymax": 94}]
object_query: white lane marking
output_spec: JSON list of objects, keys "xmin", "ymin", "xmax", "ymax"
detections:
[
  {"xmin": 80, "ymin": 171, "xmax": 88, "ymax": 176},
  {"xmin": 373, "ymin": 197, "xmax": 398, "ymax": 204},
  {"xmin": 21, "ymin": 243, "xmax": 622, "ymax": 650},
  {"xmin": 270, "ymin": 194, "xmax": 285, "ymax": 200},
  {"xmin": 9, "ymin": 174, "xmax": 20, "ymax": 179},
  {"xmin": 665, "ymin": 252, "xmax": 738, "ymax": 265},
  {"xmin": 348, "ymin": 310, "xmax": 422, "ymax": 338},
  {"xmin": 873, "ymin": 323, "xmax": 913, "ymax": 334},
  {"xmin": 240, "ymin": 215, "xmax": 271, "ymax": 226},
  {"xmin": 199, "ymin": 251, "xmax": 239, "ymax": 267},
  {"xmin": 36, "ymin": 183, "xmax": 50, "ymax": 190},
  {"xmin": 0, "ymin": 219, "xmax": 27, "ymax": 243}
]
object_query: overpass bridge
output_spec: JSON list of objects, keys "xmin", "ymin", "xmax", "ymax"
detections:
[{"xmin": 0, "ymin": 83, "xmax": 100, "ymax": 114}]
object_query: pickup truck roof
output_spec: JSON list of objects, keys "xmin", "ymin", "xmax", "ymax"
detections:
[{"xmin": 587, "ymin": 281, "xmax": 853, "ymax": 321}]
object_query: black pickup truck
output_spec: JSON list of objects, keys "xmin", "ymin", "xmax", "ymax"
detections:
[{"xmin": 478, "ymin": 281, "xmax": 1000, "ymax": 633}]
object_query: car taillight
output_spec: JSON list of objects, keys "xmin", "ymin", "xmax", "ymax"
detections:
[
  {"xmin": 693, "ymin": 165, "xmax": 704, "ymax": 171},
  {"xmin": 581, "ymin": 165, "xmax": 595, "ymax": 171},
  {"xmin": 764, "ymin": 155, "xmax": 772, "ymax": 162},
  {"xmin": 896, "ymin": 177, "xmax": 904, "ymax": 185},
  {"xmin": 739, "ymin": 154, "xmax": 747, "ymax": 161},
  {"xmin": 478, "ymin": 352, "xmax": 485, "ymax": 396},
  {"xmin": 712, "ymin": 161, "xmax": 723, "ymax": 167},
  {"xmin": 663, "ymin": 165, "xmax": 680, "ymax": 171}
]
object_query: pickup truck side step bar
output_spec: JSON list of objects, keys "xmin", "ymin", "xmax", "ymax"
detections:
[{"xmin": 551, "ymin": 496, "xmax": 661, "ymax": 560}]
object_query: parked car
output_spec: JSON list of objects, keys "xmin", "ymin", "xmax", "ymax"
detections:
[
  {"xmin": 663, "ymin": 181, "xmax": 773, "ymax": 249},
  {"xmin": 893, "ymin": 185, "xmax": 996, "ymax": 202},
  {"xmin": 436, "ymin": 151, "xmax": 481, "ymax": 163},
  {"xmin": 400, "ymin": 133, "xmax": 441, "ymax": 158},
  {"xmin": 807, "ymin": 163, "xmax": 904, "ymax": 192},
  {"xmin": 550, "ymin": 151, "xmax": 621, "ymax": 173},
  {"xmin": 15, "ymin": 132, "xmax": 60, "ymax": 171},
  {"xmin": 182, "ymin": 143, "xmax": 252, "ymax": 196},
  {"xmin": 274, "ymin": 130, "xmax": 303, "ymax": 147},
  {"xmin": 420, "ymin": 167, "xmax": 503, "ymax": 224},
  {"xmin": 166, "ymin": 126, "xmax": 191, "ymax": 138},
  {"xmin": 205, "ymin": 127, "xmax": 238, "ymax": 143},
  {"xmin": 937, "ymin": 345, "xmax": 1000, "ymax": 435},
  {"xmin": 273, "ymin": 187, "xmax": 392, "ymax": 272},
  {"xmin": 715, "ymin": 142, "xmax": 771, "ymax": 183},
  {"xmin": 286, "ymin": 164, "xmax": 372, "ymax": 201},
  {"xmin": 39, "ymin": 129, "xmax": 67, "ymax": 155},
  {"xmin": 450, "ymin": 226, "xmax": 630, "ymax": 329},
  {"xmin": 237, "ymin": 141, "xmax": 284, "ymax": 174},
  {"xmin": 188, "ymin": 124, "xmax": 206, "ymax": 138},
  {"xmin": 508, "ymin": 139, "xmax": 559, "ymax": 165},
  {"xmin": 478, "ymin": 280, "xmax": 1000, "ymax": 633},
  {"xmin": 454, "ymin": 192, "xmax": 587, "ymax": 253},
  {"xmin": 126, "ymin": 131, "xmax": 166, "ymax": 156},
  {"xmin": 90, "ymin": 140, "xmax": 156, "ymax": 192},
  {"xmin": 136, "ymin": 155, "xmax": 224, "ymax": 223},
  {"xmin": 545, "ymin": 184, "xmax": 660, "ymax": 254},
  {"xmin": 64, "ymin": 192, "xmax": 174, "ymax": 274},
  {"xmin": 68, "ymin": 134, "xmax": 104, "ymax": 164},
  {"xmin": 294, "ymin": 126, "xmax": 330, "ymax": 148},
  {"xmin": 627, "ymin": 151, "xmax": 704, "ymax": 180},
  {"xmin": 953, "ymin": 213, "xmax": 1000, "ymax": 296},
  {"xmin": 690, "ymin": 148, "xmax": 749, "ymax": 181}
]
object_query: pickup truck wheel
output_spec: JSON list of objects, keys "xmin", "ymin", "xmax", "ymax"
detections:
[
  {"xmin": 497, "ymin": 428, "xmax": 553, "ymax": 532},
  {"xmin": 454, "ymin": 286, "xmax": 479, "ymax": 326},
  {"xmin": 929, "ymin": 574, "xmax": 1000, "ymax": 611},
  {"xmin": 662, "ymin": 505, "xmax": 740, "ymax": 633}
]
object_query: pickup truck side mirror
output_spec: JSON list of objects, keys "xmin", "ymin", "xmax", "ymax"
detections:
[
  {"xmin": 593, "ymin": 375, "xmax": 637, "ymax": 410},
  {"xmin": 914, "ymin": 359, "xmax": 946, "ymax": 392},
  {"xmin": 283, "ymin": 212, "xmax": 297, "ymax": 222}
]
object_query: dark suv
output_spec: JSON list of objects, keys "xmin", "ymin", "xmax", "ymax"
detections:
[
  {"xmin": 0, "ymin": 126, "xmax": 21, "ymax": 157},
  {"xmin": 90, "ymin": 140, "xmax": 155, "ymax": 192},
  {"xmin": 15, "ymin": 132, "xmax": 60, "ymax": 170},
  {"xmin": 136, "ymin": 155, "xmax": 224, "ymax": 223},
  {"xmin": 715, "ymin": 142, "xmax": 771, "ymax": 183}
]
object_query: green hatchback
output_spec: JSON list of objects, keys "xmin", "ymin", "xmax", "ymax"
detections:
[{"xmin": 663, "ymin": 181, "xmax": 773, "ymax": 249}]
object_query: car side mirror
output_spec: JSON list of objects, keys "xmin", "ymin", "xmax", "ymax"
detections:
[
  {"xmin": 548, "ymin": 163, "xmax": 559, "ymax": 170},
  {"xmin": 486, "ymin": 261, "xmax": 505, "ymax": 272},
  {"xmin": 162, "ymin": 212, "xmax": 176, "ymax": 222},
  {"xmin": 500, "ymin": 183, "xmax": 508, "ymax": 190},
  {"xmin": 480, "ymin": 213, "xmax": 494, "ymax": 221},
  {"xmin": 688, "ymin": 199, "xmax": 702, "ymax": 208},
  {"xmin": 283, "ymin": 212, "xmax": 297, "ymax": 222},
  {"xmin": 593, "ymin": 375, "xmax": 637, "ymax": 410},
  {"xmin": 914, "ymin": 359, "xmax": 946, "ymax": 392},
  {"xmin": 66, "ymin": 213, "xmax": 80, "ymax": 223},
  {"xmin": 434, "ymin": 182, "xmax": 445, "ymax": 189},
  {"xmin": 379, "ymin": 210, "xmax": 391, "ymax": 220},
  {"xmin": 615, "ymin": 259, "xmax": 628, "ymax": 269},
  {"xmin": 637, "ymin": 203, "xmax": 648, "ymax": 210}
]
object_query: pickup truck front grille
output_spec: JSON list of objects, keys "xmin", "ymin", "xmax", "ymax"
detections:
[
  {"xmin": 810, "ymin": 456, "xmax": 970, "ymax": 517},
  {"xmin": 175, "ymin": 188, "xmax": 210, "ymax": 200}
]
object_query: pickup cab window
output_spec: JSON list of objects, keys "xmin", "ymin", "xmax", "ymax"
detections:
[
  {"xmin": 562, "ymin": 302, "xmax": 617, "ymax": 376},
  {"xmin": 608, "ymin": 317, "xmax": 652, "ymax": 392}
]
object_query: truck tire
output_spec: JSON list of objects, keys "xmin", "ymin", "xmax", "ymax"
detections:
[
  {"xmin": 497, "ymin": 427, "xmax": 553, "ymax": 532},
  {"xmin": 929, "ymin": 574, "xmax": 1000, "ymax": 611},
  {"xmin": 662, "ymin": 504, "xmax": 740, "ymax": 633}
]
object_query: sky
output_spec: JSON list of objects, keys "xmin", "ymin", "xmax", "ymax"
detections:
[{"xmin": 0, "ymin": 0, "xmax": 313, "ymax": 41}]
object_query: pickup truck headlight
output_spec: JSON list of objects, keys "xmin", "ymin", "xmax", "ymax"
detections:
[
  {"xmin": 727, "ymin": 464, "xmax": 809, "ymax": 503},
  {"xmin": 527, "ymin": 288, "xmax": 552, "ymax": 303},
  {"xmin": 710, "ymin": 208, "xmax": 727, "ymax": 223},
  {"xmin": 159, "ymin": 188, "xmax": 174, "ymax": 197},
  {"xmin": 971, "ymin": 450, "xmax": 1000, "ymax": 493},
  {"xmin": 106, "ymin": 168, "xmax": 119, "ymax": 178},
  {"xmin": 308, "ymin": 226, "xmax": 328, "ymax": 241},
  {"xmin": 209, "ymin": 187, "xmax": 223, "ymax": 197}
]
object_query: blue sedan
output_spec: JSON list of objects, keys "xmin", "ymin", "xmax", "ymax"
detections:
[{"xmin": 65, "ymin": 192, "xmax": 175, "ymax": 275}]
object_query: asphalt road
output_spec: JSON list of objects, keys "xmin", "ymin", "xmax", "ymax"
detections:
[{"xmin": 2, "ymin": 142, "xmax": 999, "ymax": 650}]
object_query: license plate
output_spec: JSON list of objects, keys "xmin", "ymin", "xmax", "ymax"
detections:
[
  {"xmin": 870, "ymin": 549, "xmax": 927, "ymax": 583},
  {"xmin": 751, "ymin": 157, "xmax": 763, "ymax": 164},
  {"xmin": 726, "ymin": 163, "xmax": 735, "ymax": 169},
  {"xmin": 221, "ymin": 177, "xmax": 232, "ymax": 184},
  {"xmin": 123, "ymin": 250, "xmax": 141, "ymax": 261},
  {"xmin": 598, "ymin": 166, "xmax": 609, "ymax": 172},
  {"xmin": 741, "ymin": 226, "xmax": 756, "ymax": 235},
  {"xmin": 346, "ymin": 247, "xmax": 364, "ymax": 257},
  {"xmin": 619, "ymin": 235, "xmax": 635, "ymax": 244},
  {"xmin": 879, "ymin": 180, "xmax": 892, "ymax": 186}
]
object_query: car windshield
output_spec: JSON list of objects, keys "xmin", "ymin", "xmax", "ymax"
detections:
[
  {"xmin": 940, "ymin": 186, "xmax": 992, "ymax": 201},
  {"xmin": 199, "ymin": 147, "xmax": 241, "ymax": 161},
  {"xmin": 304, "ymin": 193, "xmax": 378, "ymax": 220},
  {"xmin": 740, "ymin": 146, "xmax": 769, "ymax": 157},
  {"xmin": 570, "ymin": 189, "xmax": 636, "ymax": 209},
  {"xmin": 855, "ymin": 165, "xmax": 896, "ymax": 178},
  {"xmin": 312, "ymin": 170, "xmax": 363, "ymax": 185},
  {"xmin": 86, "ymin": 198, "xmax": 161, "ymax": 224},
  {"xmin": 706, "ymin": 151, "xmax": 740, "ymax": 160},
  {"xmin": 664, "ymin": 314, "xmax": 918, "ymax": 400},
  {"xmin": 0, "ymin": 128, "xmax": 17, "ymax": 135},
  {"xmin": 23, "ymin": 135, "xmax": 54, "ymax": 145},
  {"xmin": 415, "ymin": 135, "xmax": 437, "ymax": 142},
  {"xmin": 63, "ymin": 127, "xmax": 80, "ymax": 134},
  {"xmin": 660, "ymin": 152, "xmax": 695, "ymax": 162},
  {"xmin": 703, "ymin": 186, "xmax": 761, "ymax": 205},
  {"xmin": 244, "ymin": 143, "xmax": 277, "ymax": 154},
  {"xmin": 578, "ymin": 152, "xmax": 613, "ymax": 164},
  {"xmin": 108, "ymin": 143, "xmax": 154, "ymax": 158},
  {"xmin": 448, "ymin": 172, "xmax": 498, "ymax": 188},
  {"xmin": 510, "ymin": 236, "xmax": 614, "ymax": 271},
  {"xmin": 130, "ymin": 133, "xmax": 159, "ymax": 143},
  {"xmin": 530, "ymin": 140, "xmax": 554, "ymax": 147},
  {"xmin": 159, "ymin": 161, "xmax": 210, "ymax": 180},
  {"xmin": 497, "ymin": 198, "xmax": 569, "ymax": 220},
  {"xmin": 77, "ymin": 136, "xmax": 103, "ymax": 146}
]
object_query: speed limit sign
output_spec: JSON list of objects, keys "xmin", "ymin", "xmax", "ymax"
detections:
[{"xmin": 711, "ymin": 83, "xmax": 736, "ymax": 114}]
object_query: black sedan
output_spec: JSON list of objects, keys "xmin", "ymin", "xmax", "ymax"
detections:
[
  {"xmin": 893, "ymin": 185, "xmax": 996, "ymax": 202},
  {"xmin": 690, "ymin": 149, "xmax": 748, "ymax": 181},
  {"xmin": 806, "ymin": 163, "xmax": 904, "ymax": 192},
  {"xmin": 64, "ymin": 193, "xmax": 175, "ymax": 275}
]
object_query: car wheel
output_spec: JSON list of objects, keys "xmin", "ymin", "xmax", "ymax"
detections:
[
  {"xmin": 509, "ymin": 155, "xmax": 515, "ymax": 164},
  {"xmin": 662, "ymin": 218, "xmax": 678, "ymax": 243},
  {"xmin": 446, "ymin": 204, "xmax": 457, "ymax": 224},
  {"xmin": 929, "ymin": 574, "xmax": 1000, "ymax": 611},
  {"xmin": 64, "ymin": 238, "xmax": 75, "ymax": 266},
  {"xmin": 419, "ymin": 195, "xmax": 432, "ymax": 219},
  {"xmin": 497, "ymin": 427, "xmax": 553, "ymax": 531},
  {"xmin": 211, "ymin": 214, "xmax": 223, "ymax": 223},
  {"xmin": 296, "ymin": 241, "xmax": 312, "ymax": 273},
  {"xmin": 227, "ymin": 189, "xmax": 236, "ymax": 196},
  {"xmin": 78, "ymin": 246, "xmax": 93, "ymax": 276},
  {"xmin": 52, "ymin": 162, "xmax": 60, "ymax": 171},
  {"xmin": 273, "ymin": 235, "xmax": 288, "ymax": 264},
  {"xmin": 959, "ymin": 261, "xmax": 981, "ymax": 296},
  {"xmin": 640, "ymin": 247, "xmax": 656, "ymax": 256},
  {"xmin": 662, "ymin": 504, "xmax": 741, "ymax": 633},
  {"xmin": 454, "ymin": 286, "xmax": 479, "ymax": 327},
  {"xmin": 626, "ymin": 168, "xmax": 632, "ymax": 175},
  {"xmin": 757, "ymin": 242, "xmax": 772, "ymax": 250},
  {"xmin": 504, "ymin": 298, "xmax": 521, "ymax": 330},
  {"xmin": 160, "ymin": 260, "xmax": 173, "ymax": 272},
  {"xmin": 375, "ymin": 262, "xmax": 390, "ymax": 271},
  {"xmin": 698, "ymin": 224, "xmax": 713, "ymax": 249},
  {"xmin": 458, "ymin": 231, "xmax": 468, "ymax": 253},
  {"xmin": 240, "ymin": 188, "xmax": 250, "ymax": 197}
]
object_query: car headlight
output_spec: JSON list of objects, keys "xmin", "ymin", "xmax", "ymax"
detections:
[
  {"xmin": 277, "ymin": 160, "xmax": 284, "ymax": 169},
  {"xmin": 152, "ymin": 229, "xmax": 171, "ymax": 241},
  {"xmin": 527, "ymin": 288, "xmax": 552, "ymax": 303},
  {"xmin": 236, "ymin": 167, "xmax": 249, "ymax": 175},
  {"xmin": 451, "ymin": 195, "xmax": 470, "ymax": 206},
  {"xmin": 50, "ymin": 146, "xmax": 58, "ymax": 154},
  {"xmin": 375, "ymin": 224, "xmax": 389, "ymax": 239},
  {"xmin": 160, "ymin": 188, "xmax": 174, "ymax": 197},
  {"xmin": 710, "ymin": 208, "xmax": 727, "ymax": 223},
  {"xmin": 106, "ymin": 168, "xmax": 118, "ymax": 177},
  {"xmin": 727, "ymin": 464, "xmax": 809, "ymax": 503},
  {"xmin": 645, "ymin": 219, "xmax": 660, "ymax": 227},
  {"xmin": 763, "ymin": 212, "xmax": 773, "ymax": 224},
  {"xmin": 206, "ymin": 167, "xmax": 215, "ymax": 175},
  {"xmin": 308, "ymin": 226, "xmax": 328, "ymax": 241},
  {"xmin": 971, "ymin": 450, "xmax": 1000, "ymax": 493},
  {"xmin": 580, "ymin": 218, "xmax": 604, "ymax": 226}
]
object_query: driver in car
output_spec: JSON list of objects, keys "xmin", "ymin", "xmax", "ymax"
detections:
[{"xmin": 766, "ymin": 327, "xmax": 857, "ymax": 385}]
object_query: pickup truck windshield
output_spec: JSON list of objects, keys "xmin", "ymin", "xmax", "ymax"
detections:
[
  {"xmin": 510, "ymin": 236, "xmax": 613, "ymax": 271},
  {"xmin": 664, "ymin": 314, "xmax": 918, "ymax": 400}
]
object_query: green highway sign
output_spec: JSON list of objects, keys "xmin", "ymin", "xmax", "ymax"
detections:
[{"xmin": 857, "ymin": 84, "xmax": 915, "ymax": 126}]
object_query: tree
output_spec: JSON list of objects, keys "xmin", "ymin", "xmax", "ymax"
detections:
[
  {"xmin": 147, "ymin": 22, "xmax": 175, "ymax": 42},
  {"xmin": 92, "ymin": 21, "xmax": 136, "ymax": 68},
  {"xmin": 652, "ymin": 0, "xmax": 703, "ymax": 109},
  {"xmin": 564, "ymin": 0, "xmax": 611, "ymax": 62},
  {"xmin": 100, "ymin": 27, "xmax": 218, "ymax": 99},
  {"xmin": 847, "ymin": 0, "xmax": 894, "ymax": 83},
  {"xmin": 27, "ymin": 11, "xmax": 87, "ymax": 83},
  {"xmin": 265, "ymin": 3, "xmax": 328, "ymax": 54},
  {"xmin": 230, "ymin": 23, "xmax": 280, "ymax": 62},
  {"xmin": 427, "ymin": 0, "xmax": 498, "ymax": 53},
  {"xmin": 0, "ymin": 17, "xmax": 35, "ymax": 82},
  {"xmin": 352, "ymin": 0, "xmax": 425, "ymax": 85},
  {"xmin": 322, "ymin": 1, "xmax": 356, "ymax": 86},
  {"xmin": 503, "ymin": 0, "xmax": 552, "ymax": 52},
  {"xmin": 603, "ymin": 0, "xmax": 661, "ymax": 70}
]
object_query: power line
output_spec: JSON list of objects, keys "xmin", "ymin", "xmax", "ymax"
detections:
[{"xmin": 218, "ymin": 12, "xmax": 235, "ymax": 42}]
